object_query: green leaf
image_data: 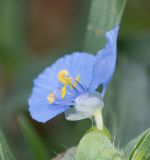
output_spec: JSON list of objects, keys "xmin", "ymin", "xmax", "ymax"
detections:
[
  {"xmin": 76, "ymin": 128, "xmax": 124, "ymax": 160},
  {"xmin": 84, "ymin": 0, "xmax": 127, "ymax": 52},
  {"xmin": 124, "ymin": 128, "xmax": 150, "ymax": 160},
  {"xmin": 18, "ymin": 115, "xmax": 49, "ymax": 160},
  {"xmin": 0, "ymin": 129, "xmax": 15, "ymax": 160}
]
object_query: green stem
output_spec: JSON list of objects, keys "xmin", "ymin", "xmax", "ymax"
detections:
[{"xmin": 93, "ymin": 109, "xmax": 103, "ymax": 130}]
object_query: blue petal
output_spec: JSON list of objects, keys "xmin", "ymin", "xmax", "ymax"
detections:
[
  {"xmin": 90, "ymin": 26, "xmax": 119, "ymax": 96},
  {"xmin": 29, "ymin": 52, "xmax": 96, "ymax": 122},
  {"xmin": 33, "ymin": 52, "xmax": 95, "ymax": 95},
  {"xmin": 28, "ymin": 89, "xmax": 70, "ymax": 122},
  {"xmin": 52, "ymin": 52, "xmax": 96, "ymax": 89}
]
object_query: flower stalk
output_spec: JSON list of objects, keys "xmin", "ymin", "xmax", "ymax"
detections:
[{"xmin": 93, "ymin": 109, "xmax": 103, "ymax": 130}]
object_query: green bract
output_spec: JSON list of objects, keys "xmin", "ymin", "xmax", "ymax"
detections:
[{"xmin": 76, "ymin": 128, "xmax": 124, "ymax": 160}]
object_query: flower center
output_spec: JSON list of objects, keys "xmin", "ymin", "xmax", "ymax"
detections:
[
  {"xmin": 47, "ymin": 69, "xmax": 81, "ymax": 104},
  {"xmin": 74, "ymin": 91, "xmax": 104, "ymax": 116},
  {"xmin": 65, "ymin": 91, "xmax": 104, "ymax": 125}
]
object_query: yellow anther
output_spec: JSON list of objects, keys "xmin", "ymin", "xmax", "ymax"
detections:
[
  {"xmin": 74, "ymin": 74, "xmax": 80, "ymax": 87},
  {"xmin": 61, "ymin": 86, "xmax": 67, "ymax": 99},
  {"xmin": 47, "ymin": 70, "xmax": 81, "ymax": 101},
  {"xmin": 57, "ymin": 70, "xmax": 72, "ymax": 85},
  {"xmin": 47, "ymin": 93, "xmax": 55, "ymax": 104}
]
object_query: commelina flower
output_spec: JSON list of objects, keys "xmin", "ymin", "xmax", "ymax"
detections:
[{"xmin": 28, "ymin": 26, "xmax": 119, "ymax": 127}]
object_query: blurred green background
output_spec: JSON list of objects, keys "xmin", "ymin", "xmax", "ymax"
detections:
[{"xmin": 0, "ymin": 0, "xmax": 150, "ymax": 159}]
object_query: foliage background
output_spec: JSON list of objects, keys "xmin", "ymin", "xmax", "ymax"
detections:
[{"xmin": 0, "ymin": 0, "xmax": 150, "ymax": 159}]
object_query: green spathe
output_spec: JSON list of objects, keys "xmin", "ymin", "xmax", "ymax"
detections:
[{"xmin": 76, "ymin": 127, "xmax": 124, "ymax": 160}]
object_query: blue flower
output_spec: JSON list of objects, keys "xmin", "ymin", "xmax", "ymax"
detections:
[{"xmin": 28, "ymin": 26, "xmax": 119, "ymax": 123}]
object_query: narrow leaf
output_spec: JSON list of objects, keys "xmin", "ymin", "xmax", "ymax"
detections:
[
  {"xmin": 125, "ymin": 128, "xmax": 150, "ymax": 160},
  {"xmin": 84, "ymin": 0, "xmax": 127, "ymax": 52},
  {"xmin": 0, "ymin": 129, "xmax": 15, "ymax": 160},
  {"xmin": 18, "ymin": 115, "xmax": 49, "ymax": 160}
]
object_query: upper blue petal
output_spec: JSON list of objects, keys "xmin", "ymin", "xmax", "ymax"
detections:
[
  {"xmin": 33, "ymin": 52, "xmax": 95, "ymax": 92},
  {"xmin": 29, "ymin": 52, "xmax": 96, "ymax": 122},
  {"xmin": 90, "ymin": 26, "xmax": 119, "ymax": 96}
]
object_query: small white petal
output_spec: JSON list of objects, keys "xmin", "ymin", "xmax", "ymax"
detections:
[
  {"xmin": 75, "ymin": 92, "xmax": 104, "ymax": 116},
  {"xmin": 65, "ymin": 92, "xmax": 104, "ymax": 121}
]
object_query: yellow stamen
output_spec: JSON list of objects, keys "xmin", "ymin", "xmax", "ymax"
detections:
[
  {"xmin": 57, "ymin": 70, "xmax": 81, "ymax": 98},
  {"xmin": 57, "ymin": 70, "xmax": 72, "ymax": 86},
  {"xmin": 61, "ymin": 86, "xmax": 67, "ymax": 99},
  {"xmin": 57, "ymin": 69, "xmax": 73, "ymax": 98},
  {"xmin": 47, "ymin": 70, "xmax": 81, "ymax": 103},
  {"xmin": 74, "ymin": 74, "xmax": 80, "ymax": 87},
  {"xmin": 47, "ymin": 93, "xmax": 55, "ymax": 104}
]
